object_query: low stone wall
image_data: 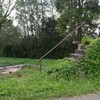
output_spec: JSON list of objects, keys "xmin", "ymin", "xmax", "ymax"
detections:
[{"xmin": 0, "ymin": 64, "xmax": 27, "ymax": 74}]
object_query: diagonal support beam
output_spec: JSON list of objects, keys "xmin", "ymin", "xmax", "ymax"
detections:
[{"xmin": 37, "ymin": 22, "xmax": 85, "ymax": 71}]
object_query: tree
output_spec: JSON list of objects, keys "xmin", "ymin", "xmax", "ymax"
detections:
[
  {"xmin": 0, "ymin": 20, "xmax": 21, "ymax": 57},
  {"xmin": 16, "ymin": 0, "xmax": 45, "ymax": 36},
  {"xmin": 16, "ymin": 0, "xmax": 57, "ymax": 36},
  {"xmin": 55, "ymin": 0, "xmax": 100, "ymax": 40},
  {"xmin": 0, "ymin": 0, "xmax": 17, "ymax": 29},
  {"xmin": 36, "ymin": 17, "xmax": 76, "ymax": 58}
]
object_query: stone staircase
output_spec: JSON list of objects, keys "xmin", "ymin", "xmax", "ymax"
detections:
[{"xmin": 70, "ymin": 41, "xmax": 85, "ymax": 61}]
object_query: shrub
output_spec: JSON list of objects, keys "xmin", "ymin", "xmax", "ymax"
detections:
[
  {"xmin": 80, "ymin": 38, "xmax": 100, "ymax": 77},
  {"xmin": 82, "ymin": 36, "xmax": 94, "ymax": 45},
  {"xmin": 46, "ymin": 60, "xmax": 80, "ymax": 80},
  {"xmin": 46, "ymin": 38, "xmax": 100, "ymax": 80}
]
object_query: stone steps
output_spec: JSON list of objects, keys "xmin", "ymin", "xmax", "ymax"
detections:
[
  {"xmin": 75, "ymin": 49, "xmax": 85, "ymax": 55},
  {"xmin": 70, "ymin": 53, "xmax": 84, "ymax": 60},
  {"xmin": 78, "ymin": 44, "xmax": 85, "ymax": 49},
  {"xmin": 67, "ymin": 41, "xmax": 86, "ymax": 61}
]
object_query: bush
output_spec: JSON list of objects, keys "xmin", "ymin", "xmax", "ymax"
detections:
[
  {"xmin": 82, "ymin": 36, "xmax": 94, "ymax": 45},
  {"xmin": 45, "ymin": 38, "xmax": 100, "ymax": 80},
  {"xmin": 80, "ymin": 38, "xmax": 100, "ymax": 77},
  {"xmin": 46, "ymin": 60, "xmax": 80, "ymax": 80}
]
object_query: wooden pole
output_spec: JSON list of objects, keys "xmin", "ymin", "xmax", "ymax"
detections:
[
  {"xmin": 39, "ymin": 60, "xmax": 42, "ymax": 71},
  {"xmin": 38, "ymin": 22, "xmax": 85, "ymax": 61},
  {"xmin": 37, "ymin": 22, "xmax": 85, "ymax": 71}
]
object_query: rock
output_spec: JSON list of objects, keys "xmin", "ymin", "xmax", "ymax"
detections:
[
  {"xmin": 70, "ymin": 54, "xmax": 84, "ymax": 60},
  {"xmin": 72, "ymin": 41, "xmax": 81, "ymax": 44},
  {"xmin": 75, "ymin": 49, "xmax": 85, "ymax": 55}
]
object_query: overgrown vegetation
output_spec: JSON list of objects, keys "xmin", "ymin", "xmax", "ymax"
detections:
[
  {"xmin": 82, "ymin": 36, "xmax": 94, "ymax": 45},
  {"xmin": 0, "ymin": 58, "xmax": 100, "ymax": 100},
  {"xmin": 0, "ymin": 0, "xmax": 100, "ymax": 58},
  {"xmin": 79, "ymin": 38, "xmax": 100, "ymax": 77},
  {"xmin": 0, "ymin": 38, "xmax": 100, "ymax": 99},
  {"xmin": 43, "ymin": 38, "xmax": 100, "ymax": 80},
  {"xmin": 0, "ymin": 57, "xmax": 37, "ymax": 67},
  {"xmin": 0, "ymin": 0, "xmax": 100, "ymax": 99}
]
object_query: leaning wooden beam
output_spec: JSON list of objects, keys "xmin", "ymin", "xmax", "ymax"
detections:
[{"xmin": 38, "ymin": 22, "xmax": 85, "ymax": 66}]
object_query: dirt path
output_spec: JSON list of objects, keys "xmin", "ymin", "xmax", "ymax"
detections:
[{"xmin": 55, "ymin": 94, "xmax": 100, "ymax": 100}]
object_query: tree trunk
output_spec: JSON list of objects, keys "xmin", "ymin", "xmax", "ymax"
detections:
[{"xmin": 77, "ymin": 0, "xmax": 83, "ymax": 41}]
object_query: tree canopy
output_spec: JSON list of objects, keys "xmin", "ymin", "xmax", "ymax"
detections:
[
  {"xmin": 0, "ymin": 0, "xmax": 100, "ymax": 58},
  {"xmin": 55, "ymin": 0, "xmax": 100, "ymax": 39},
  {"xmin": 0, "ymin": 0, "xmax": 17, "ymax": 29}
]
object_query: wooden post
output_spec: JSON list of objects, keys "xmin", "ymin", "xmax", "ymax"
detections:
[
  {"xmin": 39, "ymin": 60, "xmax": 42, "ymax": 71},
  {"xmin": 37, "ymin": 22, "xmax": 85, "ymax": 71}
]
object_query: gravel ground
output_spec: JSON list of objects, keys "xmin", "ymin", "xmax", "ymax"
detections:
[{"xmin": 54, "ymin": 94, "xmax": 100, "ymax": 100}]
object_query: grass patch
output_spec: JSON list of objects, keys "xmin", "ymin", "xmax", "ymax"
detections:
[
  {"xmin": 0, "ymin": 58, "xmax": 100, "ymax": 100},
  {"xmin": 0, "ymin": 57, "xmax": 37, "ymax": 67}
]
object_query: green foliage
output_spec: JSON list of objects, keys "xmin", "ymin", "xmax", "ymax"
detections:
[
  {"xmin": 36, "ymin": 17, "xmax": 76, "ymax": 58},
  {"xmin": 45, "ymin": 60, "xmax": 79, "ymax": 80},
  {"xmin": 0, "ymin": 57, "xmax": 37, "ymax": 67},
  {"xmin": 0, "ymin": 17, "xmax": 76, "ymax": 58},
  {"xmin": 80, "ymin": 38, "xmax": 100, "ymax": 77},
  {"xmin": 82, "ymin": 36, "xmax": 94, "ymax": 45},
  {"xmin": 0, "ymin": 17, "xmax": 6, "ymax": 28},
  {"xmin": 85, "ymin": 38, "xmax": 100, "ymax": 60},
  {"xmin": 45, "ymin": 37, "xmax": 100, "ymax": 79},
  {"xmin": 0, "ymin": 21, "xmax": 22, "ymax": 57},
  {"xmin": 55, "ymin": 0, "xmax": 100, "ymax": 39},
  {"xmin": 1, "ymin": 58, "xmax": 100, "ymax": 99},
  {"xmin": 0, "ymin": 0, "xmax": 100, "ymax": 59}
]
